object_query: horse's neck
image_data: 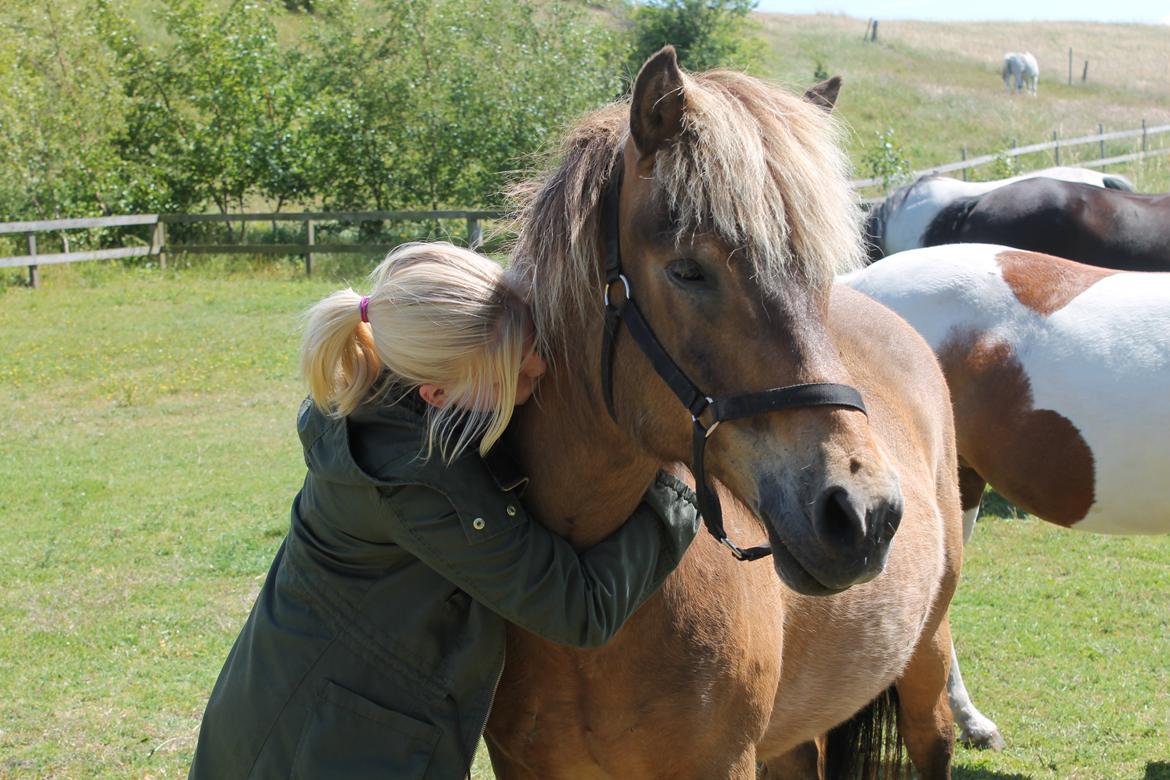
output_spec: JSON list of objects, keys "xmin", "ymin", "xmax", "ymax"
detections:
[{"xmin": 509, "ymin": 367, "xmax": 660, "ymax": 548}]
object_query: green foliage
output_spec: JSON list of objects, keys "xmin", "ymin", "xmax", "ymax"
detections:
[
  {"xmin": 628, "ymin": 0, "xmax": 762, "ymax": 75},
  {"xmin": 862, "ymin": 128, "xmax": 912, "ymax": 192},
  {"xmin": 980, "ymin": 149, "xmax": 1022, "ymax": 181},
  {"xmin": 813, "ymin": 59, "xmax": 829, "ymax": 82},
  {"xmin": 0, "ymin": 0, "xmax": 130, "ymax": 220},
  {"xmin": 97, "ymin": 0, "xmax": 311, "ymax": 217},
  {"xmin": 0, "ymin": 0, "xmax": 624, "ymax": 222},
  {"xmin": 300, "ymin": 0, "xmax": 621, "ymax": 212}
]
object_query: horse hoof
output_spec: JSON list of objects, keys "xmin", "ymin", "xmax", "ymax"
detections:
[{"xmin": 959, "ymin": 724, "xmax": 1006, "ymax": 752}]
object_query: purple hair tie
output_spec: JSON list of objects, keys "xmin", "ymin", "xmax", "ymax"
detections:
[{"xmin": 359, "ymin": 296, "xmax": 370, "ymax": 323}]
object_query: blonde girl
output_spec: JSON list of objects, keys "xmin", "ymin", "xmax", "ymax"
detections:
[{"xmin": 190, "ymin": 242, "xmax": 700, "ymax": 779}]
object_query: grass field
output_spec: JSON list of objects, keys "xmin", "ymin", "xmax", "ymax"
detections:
[
  {"xmin": 2, "ymin": 259, "xmax": 1168, "ymax": 779},
  {"xmin": 754, "ymin": 14, "xmax": 1170, "ymax": 194}
]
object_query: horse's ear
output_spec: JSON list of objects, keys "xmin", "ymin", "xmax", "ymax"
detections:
[
  {"xmin": 630, "ymin": 46, "xmax": 686, "ymax": 158},
  {"xmin": 803, "ymin": 75, "xmax": 842, "ymax": 112}
]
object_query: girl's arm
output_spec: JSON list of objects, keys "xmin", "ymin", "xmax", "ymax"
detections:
[{"xmin": 376, "ymin": 472, "xmax": 699, "ymax": 648}]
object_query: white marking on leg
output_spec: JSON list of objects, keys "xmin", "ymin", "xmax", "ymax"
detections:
[
  {"xmin": 962, "ymin": 505, "xmax": 980, "ymax": 545},
  {"xmin": 947, "ymin": 642, "xmax": 1005, "ymax": 750}
]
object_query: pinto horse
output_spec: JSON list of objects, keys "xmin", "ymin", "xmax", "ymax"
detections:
[
  {"xmin": 483, "ymin": 48, "xmax": 964, "ymax": 779},
  {"xmin": 918, "ymin": 178, "xmax": 1170, "ymax": 272},
  {"xmin": 864, "ymin": 167, "xmax": 1135, "ymax": 261},
  {"xmin": 841, "ymin": 242, "xmax": 1170, "ymax": 750}
]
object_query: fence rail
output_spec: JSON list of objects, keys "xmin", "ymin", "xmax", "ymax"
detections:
[
  {"xmin": 0, "ymin": 210, "xmax": 503, "ymax": 287},
  {"xmin": 850, "ymin": 121, "xmax": 1170, "ymax": 189},
  {"xmin": 3, "ymin": 120, "xmax": 1168, "ymax": 287}
]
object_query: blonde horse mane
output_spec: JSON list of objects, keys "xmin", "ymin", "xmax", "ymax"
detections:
[{"xmin": 508, "ymin": 68, "xmax": 865, "ymax": 359}]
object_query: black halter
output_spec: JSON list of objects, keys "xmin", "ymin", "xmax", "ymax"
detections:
[{"xmin": 600, "ymin": 166, "xmax": 868, "ymax": 561}]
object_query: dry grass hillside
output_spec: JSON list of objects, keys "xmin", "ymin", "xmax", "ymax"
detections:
[{"xmin": 754, "ymin": 14, "xmax": 1170, "ymax": 189}]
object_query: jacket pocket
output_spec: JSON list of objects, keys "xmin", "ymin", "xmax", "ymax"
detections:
[{"xmin": 291, "ymin": 680, "xmax": 440, "ymax": 780}]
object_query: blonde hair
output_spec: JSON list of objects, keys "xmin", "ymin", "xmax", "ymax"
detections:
[{"xmin": 301, "ymin": 242, "xmax": 529, "ymax": 462}]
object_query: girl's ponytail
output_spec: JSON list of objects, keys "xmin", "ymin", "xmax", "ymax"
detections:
[
  {"xmin": 301, "ymin": 288, "xmax": 383, "ymax": 417},
  {"xmin": 300, "ymin": 242, "xmax": 535, "ymax": 462}
]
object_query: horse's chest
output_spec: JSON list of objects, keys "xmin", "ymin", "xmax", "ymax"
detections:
[{"xmin": 486, "ymin": 549, "xmax": 782, "ymax": 777}]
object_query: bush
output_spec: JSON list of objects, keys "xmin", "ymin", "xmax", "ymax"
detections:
[
  {"xmin": 863, "ymin": 128, "xmax": 912, "ymax": 192},
  {"xmin": 627, "ymin": 0, "xmax": 762, "ymax": 75}
]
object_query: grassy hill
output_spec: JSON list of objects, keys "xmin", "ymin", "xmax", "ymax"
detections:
[{"xmin": 752, "ymin": 14, "xmax": 1170, "ymax": 191}]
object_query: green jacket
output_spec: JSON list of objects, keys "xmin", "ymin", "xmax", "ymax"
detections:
[{"xmin": 189, "ymin": 394, "xmax": 700, "ymax": 779}]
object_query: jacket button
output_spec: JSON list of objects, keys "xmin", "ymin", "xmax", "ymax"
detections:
[
  {"xmin": 472, "ymin": 518, "xmax": 486, "ymax": 530},
  {"xmin": 506, "ymin": 504, "xmax": 517, "ymax": 517}
]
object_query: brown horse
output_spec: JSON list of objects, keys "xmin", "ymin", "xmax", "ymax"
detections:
[{"xmin": 487, "ymin": 49, "xmax": 963, "ymax": 778}]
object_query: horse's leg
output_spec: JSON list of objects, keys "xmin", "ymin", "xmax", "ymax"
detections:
[
  {"xmin": 949, "ymin": 464, "xmax": 1005, "ymax": 750},
  {"xmin": 957, "ymin": 464, "xmax": 985, "ymax": 544},
  {"xmin": 721, "ymin": 744, "xmax": 761, "ymax": 780},
  {"xmin": 947, "ymin": 643, "xmax": 1005, "ymax": 751},
  {"xmin": 894, "ymin": 618, "xmax": 955, "ymax": 780},
  {"xmin": 760, "ymin": 739, "xmax": 822, "ymax": 779}
]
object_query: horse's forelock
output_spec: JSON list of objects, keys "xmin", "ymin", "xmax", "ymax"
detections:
[
  {"xmin": 510, "ymin": 71, "xmax": 864, "ymax": 361},
  {"xmin": 656, "ymin": 70, "xmax": 864, "ymax": 294}
]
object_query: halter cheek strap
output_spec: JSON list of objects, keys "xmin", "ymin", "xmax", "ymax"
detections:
[{"xmin": 599, "ymin": 164, "xmax": 867, "ymax": 562}]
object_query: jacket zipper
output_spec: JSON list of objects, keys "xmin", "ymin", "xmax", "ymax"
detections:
[{"xmin": 465, "ymin": 645, "xmax": 506, "ymax": 779}]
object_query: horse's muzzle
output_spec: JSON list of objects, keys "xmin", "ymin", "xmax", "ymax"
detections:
[{"xmin": 757, "ymin": 476, "xmax": 903, "ymax": 596}]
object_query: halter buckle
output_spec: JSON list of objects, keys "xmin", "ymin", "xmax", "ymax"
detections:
[
  {"xmin": 719, "ymin": 536, "xmax": 748, "ymax": 561},
  {"xmin": 603, "ymin": 274, "xmax": 631, "ymax": 308},
  {"xmin": 691, "ymin": 396, "xmax": 720, "ymax": 438}
]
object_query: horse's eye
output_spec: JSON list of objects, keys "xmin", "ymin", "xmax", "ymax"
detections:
[{"xmin": 668, "ymin": 258, "xmax": 706, "ymax": 283}]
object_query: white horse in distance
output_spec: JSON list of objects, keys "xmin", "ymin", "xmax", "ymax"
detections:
[{"xmin": 1002, "ymin": 52, "xmax": 1039, "ymax": 95}]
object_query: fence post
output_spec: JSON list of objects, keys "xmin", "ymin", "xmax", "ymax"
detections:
[
  {"xmin": 151, "ymin": 220, "xmax": 167, "ymax": 270},
  {"xmin": 305, "ymin": 219, "xmax": 315, "ymax": 277},
  {"xmin": 1068, "ymin": 48, "xmax": 1072, "ymax": 86},
  {"xmin": 26, "ymin": 232, "xmax": 38, "ymax": 289},
  {"xmin": 960, "ymin": 147, "xmax": 967, "ymax": 180},
  {"xmin": 1053, "ymin": 130, "xmax": 1060, "ymax": 165},
  {"xmin": 1142, "ymin": 119, "xmax": 1148, "ymax": 153},
  {"xmin": 1082, "ymin": 61, "xmax": 1089, "ymax": 83},
  {"xmin": 467, "ymin": 216, "xmax": 482, "ymax": 250},
  {"xmin": 1099, "ymin": 123, "xmax": 1105, "ymax": 161},
  {"xmin": 864, "ymin": 19, "xmax": 872, "ymax": 40},
  {"xmin": 870, "ymin": 20, "xmax": 878, "ymax": 42}
]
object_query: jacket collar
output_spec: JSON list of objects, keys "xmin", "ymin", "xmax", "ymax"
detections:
[{"xmin": 481, "ymin": 442, "xmax": 529, "ymax": 495}]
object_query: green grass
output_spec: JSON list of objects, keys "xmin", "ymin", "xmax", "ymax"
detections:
[{"xmin": 3, "ymin": 260, "xmax": 1169, "ymax": 778}]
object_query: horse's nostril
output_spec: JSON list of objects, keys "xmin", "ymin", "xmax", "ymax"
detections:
[
  {"xmin": 815, "ymin": 487, "xmax": 866, "ymax": 550},
  {"xmin": 872, "ymin": 498, "xmax": 904, "ymax": 544}
]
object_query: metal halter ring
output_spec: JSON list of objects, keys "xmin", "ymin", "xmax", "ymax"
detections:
[
  {"xmin": 603, "ymin": 274, "xmax": 632, "ymax": 307},
  {"xmin": 691, "ymin": 396, "xmax": 720, "ymax": 438},
  {"xmin": 720, "ymin": 536, "xmax": 749, "ymax": 561}
]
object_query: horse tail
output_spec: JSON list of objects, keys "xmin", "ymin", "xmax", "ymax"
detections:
[
  {"xmin": 1103, "ymin": 174, "xmax": 1136, "ymax": 192},
  {"xmin": 922, "ymin": 196, "xmax": 979, "ymax": 247},
  {"xmin": 823, "ymin": 685, "xmax": 908, "ymax": 780}
]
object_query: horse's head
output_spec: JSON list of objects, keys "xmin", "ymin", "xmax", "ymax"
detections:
[{"xmin": 513, "ymin": 48, "xmax": 903, "ymax": 595}]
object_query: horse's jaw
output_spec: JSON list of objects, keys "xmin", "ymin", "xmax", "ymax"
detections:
[{"xmin": 506, "ymin": 370, "xmax": 661, "ymax": 548}]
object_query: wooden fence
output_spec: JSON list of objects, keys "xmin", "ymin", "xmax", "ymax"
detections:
[
  {"xmin": 0, "ymin": 210, "xmax": 501, "ymax": 287},
  {"xmin": 851, "ymin": 121, "xmax": 1170, "ymax": 191},
  {"xmin": 4, "ymin": 120, "xmax": 1169, "ymax": 287}
]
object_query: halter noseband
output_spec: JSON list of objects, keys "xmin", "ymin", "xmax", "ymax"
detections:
[{"xmin": 599, "ymin": 164, "xmax": 868, "ymax": 561}]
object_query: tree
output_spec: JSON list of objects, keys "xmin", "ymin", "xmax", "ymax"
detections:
[
  {"xmin": 627, "ymin": 0, "xmax": 762, "ymax": 75},
  {"xmin": 300, "ymin": 0, "xmax": 622, "ymax": 212},
  {"xmin": 97, "ymin": 0, "xmax": 312, "ymax": 219},
  {"xmin": 0, "ymin": 0, "xmax": 129, "ymax": 222}
]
